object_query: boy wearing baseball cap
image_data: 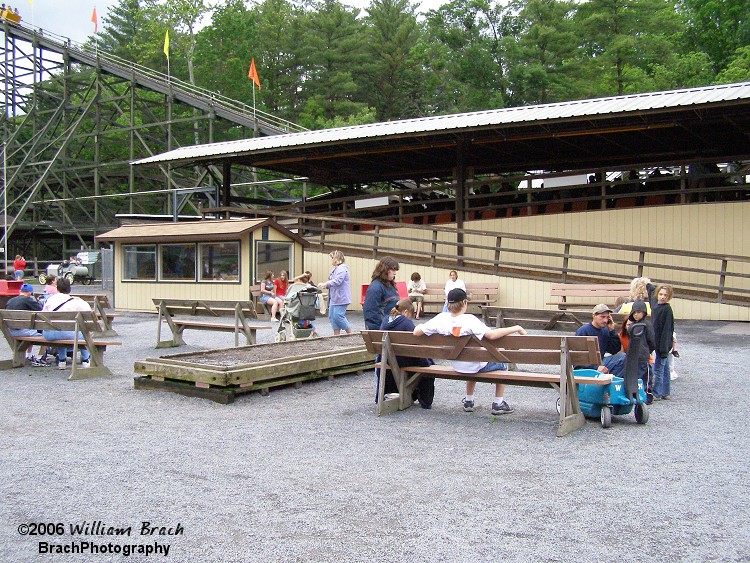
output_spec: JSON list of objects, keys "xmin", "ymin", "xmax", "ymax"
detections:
[
  {"xmin": 414, "ymin": 287, "xmax": 526, "ymax": 415},
  {"xmin": 5, "ymin": 283, "xmax": 50, "ymax": 366}
]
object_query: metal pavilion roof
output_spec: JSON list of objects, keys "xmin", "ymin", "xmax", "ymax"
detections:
[{"xmin": 133, "ymin": 82, "xmax": 750, "ymax": 185}]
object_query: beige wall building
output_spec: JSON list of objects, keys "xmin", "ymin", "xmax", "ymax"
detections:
[
  {"xmin": 306, "ymin": 201, "xmax": 749, "ymax": 321},
  {"xmin": 97, "ymin": 219, "xmax": 306, "ymax": 312}
]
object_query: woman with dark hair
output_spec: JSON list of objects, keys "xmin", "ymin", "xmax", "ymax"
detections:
[{"xmin": 363, "ymin": 256, "xmax": 400, "ymax": 330}]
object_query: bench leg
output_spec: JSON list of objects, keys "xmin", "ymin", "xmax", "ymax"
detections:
[
  {"xmin": 69, "ymin": 365, "xmax": 112, "ymax": 380},
  {"xmin": 556, "ymin": 338, "xmax": 585, "ymax": 437}
]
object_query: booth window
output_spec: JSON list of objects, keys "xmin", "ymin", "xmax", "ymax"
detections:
[
  {"xmin": 123, "ymin": 245, "xmax": 156, "ymax": 280},
  {"xmin": 255, "ymin": 242, "xmax": 291, "ymax": 282},
  {"xmin": 199, "ymin": 242, "xmax": 240, "ymax": 282},
  {"xmin": 160, "ymin": 244, "xmax": 196, "ymax": 281}
]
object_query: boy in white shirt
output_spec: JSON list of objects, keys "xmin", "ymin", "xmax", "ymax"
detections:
[{"xmin": 414, "ymin": 288, "xmax": 526, "ymax": 415}]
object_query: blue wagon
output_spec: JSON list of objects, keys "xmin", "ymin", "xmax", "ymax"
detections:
[
  {"xmin": 575, "ymin": 369, "xmax": 649, "ymax": 427},
  {"xmin": 574, "ymin": 320, "xmax": 651, "ymax": 428}
]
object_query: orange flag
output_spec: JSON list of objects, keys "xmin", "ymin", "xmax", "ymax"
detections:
[
  {"xmin": 91, "ymin": 6, "xmax": 98, "ymax": 34},
  {"xmin": 248, "ymin": 58, "xmax": 261, "ymax": 90}
]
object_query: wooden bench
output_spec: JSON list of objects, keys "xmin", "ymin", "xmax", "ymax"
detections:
[
  {"xmin": 548, "ymin": 283, "xmax": 631, "ymax": 310},
  {"xmin": 481, "ymin": 306, "xmax": 627, "ymax": 332},
  {"xmin": 360, "ymin": 330, "xmax": 610, "ymax": 437},
  {"xmin": 0, "ymin": 310, "xmax": 121, "ymax": 380},
  {"xmin": 421, "ymin": 282, "xmax": 499, "ymax": 312},
  {"xmin": 153, "ymin": 299, "xmax": 270, "ymax": 349},
  {"xmin": 34, "ymin": 293, "xmax": 118, "ymax": 336}
]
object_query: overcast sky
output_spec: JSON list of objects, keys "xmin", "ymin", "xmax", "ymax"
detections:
[{"xmin": 18, "ymin": 0, "xmax": 446, "ymax": 46}]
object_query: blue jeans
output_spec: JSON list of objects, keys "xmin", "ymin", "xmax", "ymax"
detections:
[
  {"xmin": 653, "ymin": 355, "xmax": 670, "ymax": 397},
  {"xmin": 328, "ymin": 304, "xmax": 350, "ymax": 331},
  {"xmin": 42, "ymin": 330, "xmax": 90, "ymax": 362},
  {"xmin": 11, "ymin": 328, "xmax": 41, "ymax": 337},
  {"xmin": 478, "ymin": 362, "xmax": 508, "ymax": 372},
  {"xmin": 603, "ymin": 352, "xmax": 626, "ymax": 377},
  {"xmin": 14, "ymin": 270, "xmax": 24, "ymax": 280}
]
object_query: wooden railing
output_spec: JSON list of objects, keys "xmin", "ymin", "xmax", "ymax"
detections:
[{"xmin": 264, "ymin": 212, "xmax": 750, "ymax": 307}]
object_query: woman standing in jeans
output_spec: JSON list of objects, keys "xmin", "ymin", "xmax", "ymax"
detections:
[{"xmin": 318, "ymin": 250, "xmax": 352, "ymax": 335}]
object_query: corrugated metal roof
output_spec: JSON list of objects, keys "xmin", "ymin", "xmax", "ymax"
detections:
[{"xmin": 133, "ymin": 82, "xmax": 750, "ymax": 166}]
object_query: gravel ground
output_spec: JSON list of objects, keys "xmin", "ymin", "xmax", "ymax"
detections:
[{"xmin": 1, "ymin": 290, "xmax": 749, "ymax": 562}]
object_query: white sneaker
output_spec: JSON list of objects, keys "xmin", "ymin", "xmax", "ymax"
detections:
[
  {"xmin": 80, "ymin": 360, "xmax": 91, "ymax": 368},
  {"xmin": 57, "ymin": 361, "xmax": 67, "ymax": 370}
]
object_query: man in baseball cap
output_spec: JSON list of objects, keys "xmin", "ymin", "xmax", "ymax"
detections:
[
  {"xmin": 5, "ymin": 283, "xmax": 50, "ymax": 366},
  {"xmin": 574, "ymin": 303, "xmax": 624, "ymax": 375}
]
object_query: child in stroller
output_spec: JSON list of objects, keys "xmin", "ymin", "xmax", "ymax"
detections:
[{"xmin": 274, "ymin": 282, "xmax": 323, "ymax": 342}]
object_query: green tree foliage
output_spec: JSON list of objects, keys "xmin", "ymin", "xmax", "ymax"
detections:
[
  {"xmin": 575, "ymin": 0, "xmax": 683, "ymax": 95},
  {"xmin": 83, "ymin": 0, "xmax": 745, "ymax": 127},
  {"xmin": 193, "ymin": 0, "xmax": 259, "ymax": 104},
  {"xmin": 297, "ymin": 0, "xmax": 369, "ymax": 128},
  {"xmin": 251, "ymin": 0, "xmax": 306, "ymax": 119},
  {"xmin": 96, "ymin": 0, "xmax": 152, "ymax": 62},
  {"xmin": 360, "ymin": 0, "xmax": 424, "ymax": 120},
  {"xmin": 680, "ymin": 0, "xmax": 750, "ymax": 74},
  {"xmin": 422, "ymin": 0, "xmax": 509, "ymax": 112}
]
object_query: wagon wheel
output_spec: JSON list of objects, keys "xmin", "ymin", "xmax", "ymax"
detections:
[
  {"xmin": 82, "ymin": 277, "xmax": 92, "ymax": 286},
  {"xmin": 600, "ymin": 406, "xmax": 612, "ymax": 428},
  {"xmin": 38, "ymin": 273, "xmax": 47, "ymax": 284},
  {"xmin": 65, "ymin": 273, "xmax": 75, "ymax": 284},
  {"xmin": 635, "ymin": 403, "xmax": 649, "ymax": 424}
]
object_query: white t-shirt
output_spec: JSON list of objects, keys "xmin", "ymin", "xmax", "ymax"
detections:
[
  {"xmin": 42, "ymin": 293, "xmax": 92, "ymax": 313},
  {"xmin": 444, "ymin": 278, "xmax": 466, "ymax": 296},
  {"xmin": 407, "ymin": 279, "xmax": 426, "ymax": 297},
  {"xmin": 418, "ymin": 312, "xmax": 490, "ymax": 373}
]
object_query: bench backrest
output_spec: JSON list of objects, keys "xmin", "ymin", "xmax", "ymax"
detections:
[
  {"xmin": 153, "ymin": 298, "xmax": 255, "ymax": 317},
  {"xmin": 0, "ymin": 310, "xmax": 105, "ymax": 333},
  {"xmin": 422, "ymin": 282, "xmax": 498, "ymax": 297},
  {"xmin": 361, "ymin": 330, "xmax": 601, "ymax": 366},
  {"xmin": 71, "ymin": 293, "xmax": 112, "ymax": 309},
  {"xmin": 550, "ymin": 283, "xmax": 631, "ymax": 298}
]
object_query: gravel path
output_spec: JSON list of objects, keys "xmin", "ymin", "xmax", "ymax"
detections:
[{"xmin": 1, "ymin": 295, "xmax": 749, "ymax": 562}]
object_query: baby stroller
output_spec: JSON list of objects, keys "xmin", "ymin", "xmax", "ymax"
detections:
[{"xmin": 274, "ymin": 283, "xmax": 322, "ymax": 342}]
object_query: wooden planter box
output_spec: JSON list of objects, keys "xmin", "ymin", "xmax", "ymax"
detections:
[{"xmin": 133, "ymin": 334, "xmax": 373, "ymax": 404}]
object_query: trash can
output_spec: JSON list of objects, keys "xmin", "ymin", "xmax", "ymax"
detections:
[{"xmin": 0, "ymin": 279, "xmax": 23, "ymax": 308}]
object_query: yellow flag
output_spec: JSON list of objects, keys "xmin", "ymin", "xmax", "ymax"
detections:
[{"xmin": 163, "ymin": 30, "xmax": 169, "ymax": 60}]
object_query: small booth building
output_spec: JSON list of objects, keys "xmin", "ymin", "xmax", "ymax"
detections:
[{"xmin": 96, "ymin": 218, "xmax": 307, "ymax": 312}]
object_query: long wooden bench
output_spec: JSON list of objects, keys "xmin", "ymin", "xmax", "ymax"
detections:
[
  {"xmin": 34, "ymin": 293, "xmax": 117, "ymax": 336},
  {"xmin": 548, "ymin": 283, "xmax": 631, "ymax": 310},
  {"xmin": 421, "ymin": 282, "xmax": 499, "ymax": 312},
  {"xmin": 481, "ymin": 306, "xmax": 627, "ymax": 332},
  {"xmin": 153, "ymin": 299, "xmax": 270, "ymax": 349},
  {"xmin": 360, "ymin": 330, "xmax": 610, "ymax": 436},
  {"xmin": 0, "ymin": 310, "xmax": 121, "ymax": 380}
]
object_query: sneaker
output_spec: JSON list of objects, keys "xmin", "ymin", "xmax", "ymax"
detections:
[
  {"xmin": 57, "ymin": 361, "xmax": 67, "ymax": 370},
  {"xmin": 662, "ymin": 394, "xmax": 670, "ymax": 400},
  {"xmin": 80, "ymin": 360, "xmax": 91, "ymax": 369},
  {"xmin": 491, "ymin": 401, "xmax": 514, "ymax": 415},
  {"xmin": 462, "ymin": 398, "xmax": 475, "ymax": 412},
  {"xmin": 30, "ymin": 356, "xmax": 50, "ymax": 367}
]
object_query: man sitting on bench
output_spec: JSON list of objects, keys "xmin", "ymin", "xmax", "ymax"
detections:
[
  {"xmin": 41, "ymin": 277, "xmax": 92, "ymax": 370},
  {"xmin": 574, "ymin": 304, "xmax": 625, "ymax": 375},
  {"xmin": 5, "ymin": 283, "xmax": 50, "ymax": 366},
  {"xmin": 414, "ymin": 288, "xmax": 527, "ymax": 415}
]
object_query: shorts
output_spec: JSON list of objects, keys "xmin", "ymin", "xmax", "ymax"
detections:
[
  {"xmin": 328, "ymin": 304, "xmax": 350, "ymax": 331},
  {"xmin": 477, "ymin": 361, "xmax": 508, "ymax": 373},
  {"xmin": 409, "ymin": 295, "xmax": 424, "ymax": 303}
]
